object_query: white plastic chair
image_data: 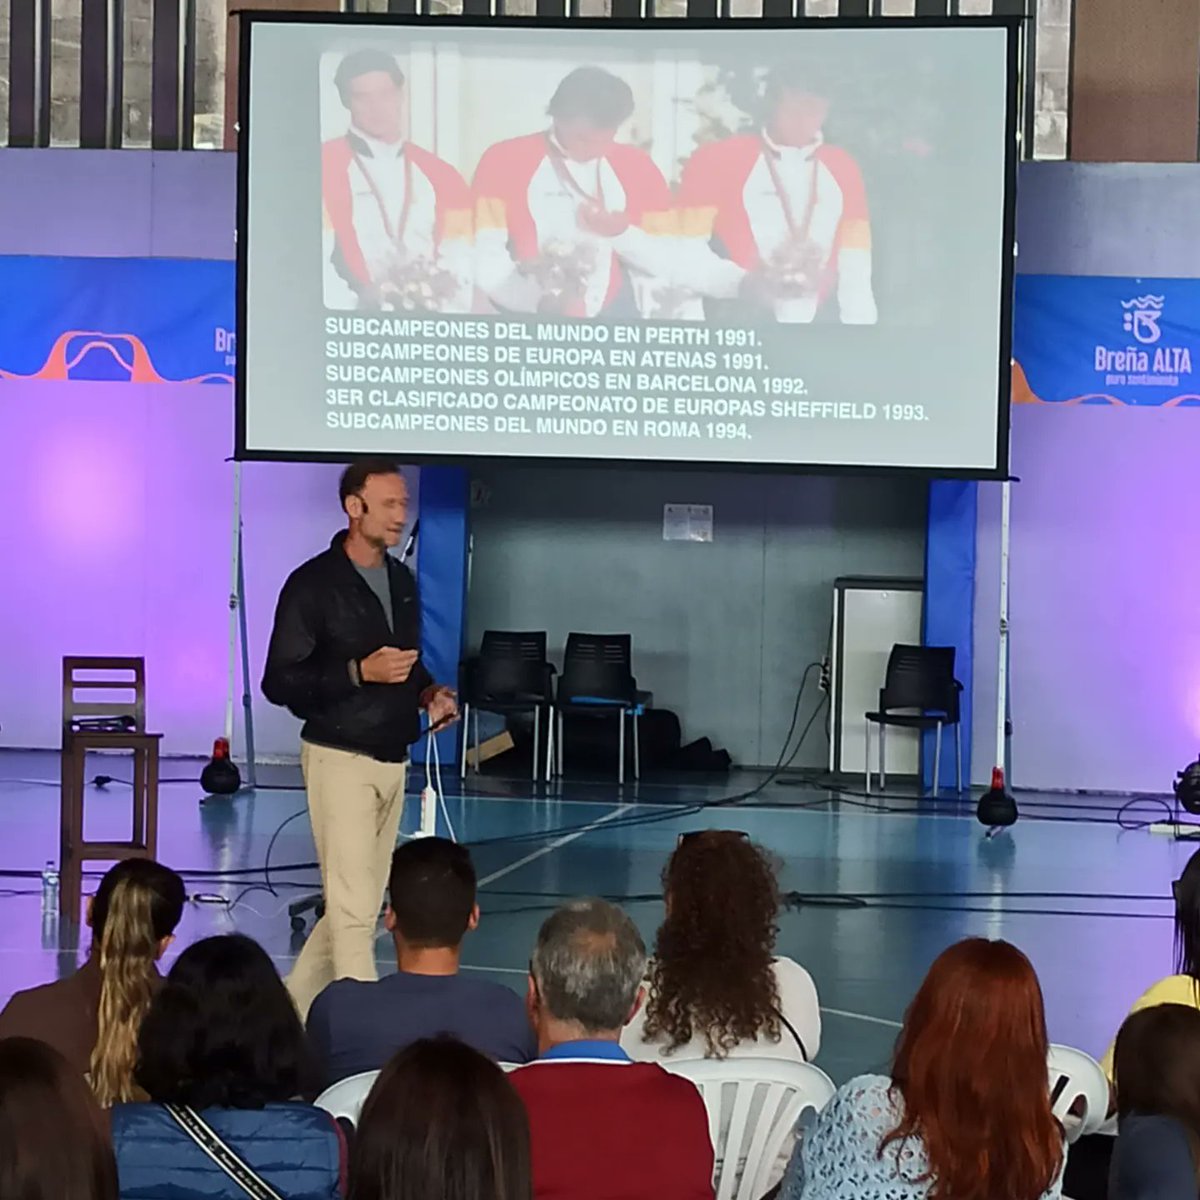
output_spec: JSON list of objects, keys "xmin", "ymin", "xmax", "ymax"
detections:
[
  {"xmin": 1048, "ymin": 1044, "xmax": 1111, "ymax": 1143},
  {"xmin": 662, "ymin": 1057, "xmax": 836, "ymax": 1200},
  {"xmin": 314, "ymin": 1069, "xmax": 381, "ymax": 1126}
]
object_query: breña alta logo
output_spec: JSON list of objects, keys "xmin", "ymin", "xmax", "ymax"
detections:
[
  {"xmin": 1121, "ymin": 295, "xmax": 1164, "ymax": 345},
  {"xmin": 1095, "ymin": 293, "xmax": 1191, "ymax": 385}
]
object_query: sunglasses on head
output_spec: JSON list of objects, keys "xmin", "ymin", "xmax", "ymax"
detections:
[{"xmin": 677, "ymin": 830, "xmax": 750, "ymax": 849}]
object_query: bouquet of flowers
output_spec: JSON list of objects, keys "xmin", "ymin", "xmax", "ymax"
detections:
[
  {"xmin": 520, "ymin": 239, "xmax": 597, "ymax": 311},
  {"xmin": 378, "ymin": 256, "xmax": 461, "ymax": 312},
  {"xmin": 650, "ymin": 285, "xmax": 693, "ymax": 319},
  {"xmin": 763, "ymin": 237, "xmax": 827, "ymax": 299}
]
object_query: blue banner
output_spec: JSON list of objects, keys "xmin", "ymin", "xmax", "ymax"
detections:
[
  {"xmin": 924, "ymin": 479, "xmax": 975, "ymax": 793},
  {"xmin": 411, "ymin": 467, "xmax": 470, "ymax": 769},
  {"xmin": 1014, "ymin": 275, "xmax": 1200, "ymax": 407},
  {"xmin": 0, "ymin": 256, "xmax": 235, "ymax": 384}
]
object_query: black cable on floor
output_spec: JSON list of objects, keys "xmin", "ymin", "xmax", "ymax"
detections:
[
  {"xmin": 2, "ymin": 657, "xmax": 1186, "ymax": 895},
  {"xmin": 1115, "ymin": 795, "xmax": 1177, "ymax": 831}
]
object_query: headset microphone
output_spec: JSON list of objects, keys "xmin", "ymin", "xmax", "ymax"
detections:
[{"xmin": 403, "ymin": 519, "xmax": 420, "ymax": 560}]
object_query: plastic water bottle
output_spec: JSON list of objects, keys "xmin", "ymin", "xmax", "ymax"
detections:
[{"xmin": 41, "ymin": 860, "xmax": 59, "ymax": 914}]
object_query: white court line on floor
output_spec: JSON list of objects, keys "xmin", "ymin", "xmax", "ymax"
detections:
[
  {"xmin": 820, "ymin": 1005, "xmax": 902, "ymax": 1028},
  {"xmin": 452, "ymin": 790, "xmax": 986, "ymax": 825},
  {"xmin": 461, "ymin": 964, "xmax": 902, "ymax": 1029},
  {"xmin": 466, "ymin": 803, "xmax": 906, "ymax": 1031},
  {"xmin": 476, "ymin": 802, "xmax": 635, "ymax": 888},
  {"xmin": 368, "ymin": 803, "xmax": 627, "ymax": 947}
]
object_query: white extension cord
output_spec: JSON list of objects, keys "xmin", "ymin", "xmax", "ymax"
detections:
[{"xmin": 417, "ymin": 726, "xmax": 457, "ymax": 842}]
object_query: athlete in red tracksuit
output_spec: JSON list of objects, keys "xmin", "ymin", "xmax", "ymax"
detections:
[
  {"xmin": 320, "ymin": 49, "xmax": 472, "ymax": 312},
  {"xmin": 675, "ymin": 66, "xmax": 877, "ymax": 325},
  {"xmin": 472, "ymin": 66, "xmax": 676, "ymax": 319}
]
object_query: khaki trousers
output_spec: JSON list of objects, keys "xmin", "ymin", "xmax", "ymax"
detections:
[{"xmin": 287, "ymin": 740, "xmax": 407, "ymax": 1020}]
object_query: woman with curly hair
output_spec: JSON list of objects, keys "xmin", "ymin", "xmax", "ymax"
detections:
[{"xmin": 621, "ymin": 829, "xmax": 821, "ymax": 1064}]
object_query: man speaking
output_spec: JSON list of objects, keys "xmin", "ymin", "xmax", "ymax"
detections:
[{"xmin": 263, "ymin": 459, "xmax": 457, "ymax": 1017}]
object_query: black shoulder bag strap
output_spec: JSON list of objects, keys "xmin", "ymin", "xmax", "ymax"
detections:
[
  {"xmin": 162, "ymin": 1104, "xmax": 286, "ymax": 1200},
  {"xmin": 776, "ymin": 1009, "xmax": 809, "ymax": 1063}
]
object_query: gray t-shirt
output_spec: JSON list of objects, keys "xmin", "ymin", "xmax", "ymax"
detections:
[{"xmin": 354, "ymin": 562, "xmax": 393, "ymax": 632}]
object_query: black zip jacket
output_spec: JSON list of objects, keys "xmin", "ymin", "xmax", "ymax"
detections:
[{"xmin": 262, "ymin": 531, "xmax": 433, "ymax": 762}]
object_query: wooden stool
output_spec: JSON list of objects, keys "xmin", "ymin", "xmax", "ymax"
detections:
[{"xmin": 60, "ymin": 657, "xmax": 161, "ymax": 922}]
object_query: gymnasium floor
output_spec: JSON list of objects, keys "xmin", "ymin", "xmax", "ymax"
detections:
[{"xmin": 0, "ymin": 748, "xmax": 1186, "ymax": 1083}]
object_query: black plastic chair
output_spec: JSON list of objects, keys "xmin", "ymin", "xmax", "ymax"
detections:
[
  {"xmin": 459, "ymin": 631, "xmax": 555, "ymax": 781},
  {"xmin": 553, "ymin": 633, "xmax": 641, "ymax": 784},
  {"xmin": 865, "ymin": 644, "xmax": 963, "ymax": 796}
]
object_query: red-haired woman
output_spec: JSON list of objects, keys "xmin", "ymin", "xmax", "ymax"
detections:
[{"xmin": 780, "ymin": 938, "xmax": 1064, "ymax": 1200}]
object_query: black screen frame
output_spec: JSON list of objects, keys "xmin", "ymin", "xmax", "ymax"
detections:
[{"xmin": 234, "ymin": 10, "xmax": 1020, "ymax": 480}]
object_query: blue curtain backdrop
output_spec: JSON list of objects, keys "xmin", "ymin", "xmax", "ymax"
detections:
[
  {"xmin": 924, "ymin": 479, "xmax": 976, "ymax": 791},
  {"xmin": 411, "ymin": 466, "xmax": 469, "ymax": 767}
]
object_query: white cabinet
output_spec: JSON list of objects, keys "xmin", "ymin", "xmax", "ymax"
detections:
[{"xmin": 828, "ymin": 577, "xmax": 924, "ymax": 776}]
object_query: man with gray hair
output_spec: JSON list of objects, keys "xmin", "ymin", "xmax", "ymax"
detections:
[{"xmin": 510, "ymin": 898, "xmax": 714, "ymax": 1200}]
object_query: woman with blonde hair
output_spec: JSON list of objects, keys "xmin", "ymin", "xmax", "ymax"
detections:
[{"xmin": 0, "ymin": 858, "xmax": 185, "ymax": 1104}]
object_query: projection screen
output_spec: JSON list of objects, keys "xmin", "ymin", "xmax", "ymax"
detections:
[{"xmin": 236, "ymin": 15, "xmax": 1017, "ymax": 474}]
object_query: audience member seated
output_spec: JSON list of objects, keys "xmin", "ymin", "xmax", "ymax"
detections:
[
  {"xmin": 1069, "ymin": 846, "xmax": 1200, "ymax": 1200},
  {"xmin": 308, "ymin": 837, "xmax": 535, "ymax": 1086},
  {"xmin": 780, "ymin": 938, "xmax": 1064, "ymax": 1200},
  {"xmin": 623, "ymin": 829, "xmax": 821, "ymax": 1063},
  {"xmin": 111, "ymin": 934, "xmax": 344, "ymax": 1200},
  {"xmin": 0, "ymin": 1036, "xmax": 119, "ymax": 1200},
  {"xmin": 0, "ymin": 858, "xmax": 185, "ymax": 1105},
  {"xmin": 1110, "ymin": 1003, "xmax": 1200, "ymax": 1200},
  {"xmin": 623, "ymin": 829, "xmax": 820, "ymax": 1193},
  {"xmin": 1101, "ymin": 845, "xmax": 1200, "ymax": 1078},
  {"xmin": 350, "ymin": 1036, "xmax": 532, "ymax": 1200},
  {"xmin": 511, "ymin": 897, "xmax": 714, "ymax": 1200}
]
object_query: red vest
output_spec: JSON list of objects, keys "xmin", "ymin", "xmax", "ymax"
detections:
[{"xmin": 510, "ymin": 1059, "xmax": 714, "ymax": 1200}]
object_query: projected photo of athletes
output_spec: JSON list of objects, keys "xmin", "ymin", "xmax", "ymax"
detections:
[
  {"xmin": 246, "ymin": 19, "xmax": 1011, "ymax": 470},
  {"xmin": 318, "ymin": 45, "xmax": 938, "ymax": 325}
]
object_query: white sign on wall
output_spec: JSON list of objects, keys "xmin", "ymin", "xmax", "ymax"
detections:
[{"xmin": 663, "ymin": 504, "xmax": 713, "ymax": 543}]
